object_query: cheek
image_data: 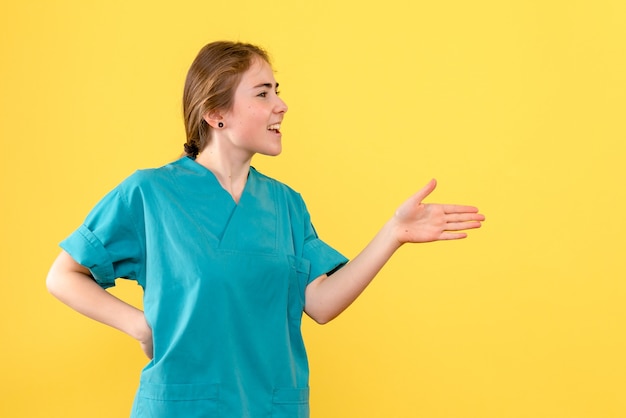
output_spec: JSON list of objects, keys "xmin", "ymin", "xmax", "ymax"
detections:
[
  {"xmin": 247, "ymin": 109, "xmax": 267, "ymax": 126},
  {"xmin": 230, "ymin": 104, "xmax": 265, "ymax": 129}
]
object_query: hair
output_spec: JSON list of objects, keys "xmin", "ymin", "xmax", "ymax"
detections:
[{"xmin": 182, "ymin": 41, "xmax": 271, "ymax": 157}]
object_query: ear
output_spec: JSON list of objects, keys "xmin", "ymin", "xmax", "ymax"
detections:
[{"xmin": 202, "ymin": 110, "xmax": 224, "ymax": 129}]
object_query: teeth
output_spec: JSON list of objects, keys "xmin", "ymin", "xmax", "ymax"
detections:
[{"xmin": 267, "ymin": 123, "xmax": 281, "ymax": 131}]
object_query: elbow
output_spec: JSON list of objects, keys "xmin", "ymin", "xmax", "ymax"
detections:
[
  {"xmin": 45, "ymin": 269, "xmax": 61, "ymax": 297},
  {"xmin": 45, "ymin": 253, "xmax": 74, "ymax": 298},
  {"xmin": 311, "ymin": 316, "xmax": 330, "ymax": 325},
  {"xmin": 46, "ymin": 250, "xmax": 88, "ymax": 298},
  {"xmin": 46, "ymin": 253, "xmax": 64, "ymax": 296},
  {"xmin": 306, "ymin": 309, "xmax": 338, "ymax": 325},
  {"xmin": 304, "ymin": 276, "xmax": 345, "ymax": 325}
]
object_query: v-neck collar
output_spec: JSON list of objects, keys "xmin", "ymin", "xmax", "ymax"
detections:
[
  {"xmin": 176, "ymin": 157, "xmax": 278, "ymax": 253},
  {"xmin": 180, "ymin": 156, "xmax": 255, "ymax": 206}
]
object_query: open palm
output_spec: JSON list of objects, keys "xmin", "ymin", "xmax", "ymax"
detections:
[{"xmin": 393, "ymin": 179, "xmax": 485, "ymax": 244}]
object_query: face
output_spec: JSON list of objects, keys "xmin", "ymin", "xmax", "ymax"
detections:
[{"xmin": 220, "ymin": 57, "xmax": 288, "ymax": 158}]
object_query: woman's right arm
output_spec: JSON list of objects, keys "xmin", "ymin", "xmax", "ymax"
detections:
[{"xmin": 46, "ymin": 250, "xmax": 153, "ymax": 359}]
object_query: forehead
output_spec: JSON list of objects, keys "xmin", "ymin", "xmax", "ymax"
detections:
[{"xmin": 238, "ymin": 57, "xmax": 276, "ymax": 87}]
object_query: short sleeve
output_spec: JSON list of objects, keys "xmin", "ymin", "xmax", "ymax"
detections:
[
  {"xmin": 60, "ymin": 182, "xmax": 145, "ymax": 289},
  {"xmin": 299, "ymin": 199, "xmax": 348, "ymax": 283}
]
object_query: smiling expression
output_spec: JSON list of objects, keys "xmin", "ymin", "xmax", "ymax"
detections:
[{"xmin": 220, "ymin": 57, "xmax": 288, "ymax": 159}]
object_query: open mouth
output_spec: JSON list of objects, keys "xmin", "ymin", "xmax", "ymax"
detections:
[{"xmin": 267, "ymin": 123, "xmax": 281, "ymax": 134}]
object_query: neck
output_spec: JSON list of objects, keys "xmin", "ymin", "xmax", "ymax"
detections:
[{"xmin": 195, "ymin": 142, "xmax": 252, "ymax": 204}]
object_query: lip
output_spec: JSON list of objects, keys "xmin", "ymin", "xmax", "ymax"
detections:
[{"xmin": 267, "ymin": 121, "xmax": 282, "ymax": 135}]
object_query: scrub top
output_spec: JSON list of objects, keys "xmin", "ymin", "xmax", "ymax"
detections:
[{"xmin": 60, "ymin": 156, "xmax": 348, "ymax": 418}]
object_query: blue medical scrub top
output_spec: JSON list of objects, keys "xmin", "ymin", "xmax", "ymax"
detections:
[{"xmin": 60, "ymin": 157, "xmax": 348, "ymax": 418}]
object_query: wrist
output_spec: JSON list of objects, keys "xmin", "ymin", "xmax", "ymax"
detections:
[
  {"xmin": 127, "ymin": 309, "xmax": 151, "ymax": 342},
  {"xmin": 380, "ymin": 219, "xmax": 405, "ymax": 252}
]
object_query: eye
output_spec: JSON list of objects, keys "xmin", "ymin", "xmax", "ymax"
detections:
[
  {"xmin": 257, "ymin": 92, "xmax": 267, "ymax": 98},
  {"xmin": 275, "ymin": 90, "xmax": 281, "ymax": 96}
]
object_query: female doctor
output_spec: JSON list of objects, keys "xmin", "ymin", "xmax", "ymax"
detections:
[{"xmin": 46, "ymin": 41, "xmax": 485, "ymax": 418}]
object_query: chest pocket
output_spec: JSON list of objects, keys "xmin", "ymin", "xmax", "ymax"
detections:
[{"xmin": 288, "ymin": 255, "xmax": 311, "ymax": 320}]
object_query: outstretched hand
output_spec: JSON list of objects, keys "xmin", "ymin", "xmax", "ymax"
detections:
[
  {"xmin": 393, "ymin": 179, "xmax": 485, "ymax": 244},
  {"xmin": 303, "ymin": 179, "xmax": 485, "ymax": 324}
]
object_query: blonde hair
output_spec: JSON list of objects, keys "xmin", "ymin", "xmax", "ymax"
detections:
[{"xmin": 182, "ymin": 41, "xmax": 270, "ymax": 157}]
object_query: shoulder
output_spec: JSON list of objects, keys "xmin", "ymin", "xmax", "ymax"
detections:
[
  {"xmin": 249, "ymin": 167, "xmax": 313, "ymax": 220},
  {"xmin": 250, "ymin": 167, "xmax": 303, "ymax": 202},
  {"xmin": 94, "ymin": 158, "xmax": 188, "ymax": 213},
  {"xmin": 117, "ymin": 157, "xmax": 190, "ymax": 191}
]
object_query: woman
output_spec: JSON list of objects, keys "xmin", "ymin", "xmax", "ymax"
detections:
[{"xmin": 46, "ymin": 41, "xmax": 485, "ymax": 417}]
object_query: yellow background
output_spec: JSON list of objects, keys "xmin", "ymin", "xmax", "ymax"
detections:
[{"xmin": 1, "ymin": 0, "xmax": 625, "ymax": 417}]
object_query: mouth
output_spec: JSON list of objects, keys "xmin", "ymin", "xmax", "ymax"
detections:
[{"xmin": 267, "ymin": 123, "xmax": 281, "ymax": 134}]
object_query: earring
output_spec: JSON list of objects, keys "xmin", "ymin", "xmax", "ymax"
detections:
[{"xmin": 218, "ymin": 122, "xmax": 224, "ymax": 128}]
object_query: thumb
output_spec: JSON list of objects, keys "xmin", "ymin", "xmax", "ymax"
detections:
[{"xmin": 412, "ymin": 178, "xmax": 437, "ymax": 204}]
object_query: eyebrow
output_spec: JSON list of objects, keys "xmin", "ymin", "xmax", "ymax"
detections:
[{"xmin": 253, "ymin": 82, "xmax": 280, "ymax": 89}]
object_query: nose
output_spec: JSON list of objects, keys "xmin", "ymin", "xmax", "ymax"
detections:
[{"xmin": 275, "ymin": 96, "xmax": 288, "ymax": 114}]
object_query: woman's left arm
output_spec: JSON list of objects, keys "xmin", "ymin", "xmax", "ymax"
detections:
[{"xmin": 304, "ymin": 179, "xmax": 485, "ymax": 324}]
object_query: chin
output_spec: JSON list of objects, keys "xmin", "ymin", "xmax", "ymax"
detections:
[{"xmin": 261, "ymin": 145, "xmax": 282, "ymax": 157}]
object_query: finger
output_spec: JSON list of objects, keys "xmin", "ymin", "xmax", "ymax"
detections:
[
  {"xmin": 445, "ymin": 213, "xmax": 486, "ymax": 223},
  {"xmin": 412, "ymin": 179, "xmax": 437, "ymax": 204},
  {"xmin": 442, "ymin": 204, "xmax": 481, "ymax": 214},
  {"xmin": 439, "ymin": 232, "xmax": 468, "ymax": 240},
  {"xmin": 444, "ymin": 221, "xmax": 483, "ymax": 231}
]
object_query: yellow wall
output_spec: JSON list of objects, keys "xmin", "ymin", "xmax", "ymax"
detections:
[{"xmin": 2, "ymin": 0, "xmax": 625, "ymax": 417}]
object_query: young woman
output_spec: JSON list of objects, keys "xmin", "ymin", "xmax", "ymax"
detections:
[{"xmin": 47, "ymin": 41, "xmax": 485, "ymax": 418}]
